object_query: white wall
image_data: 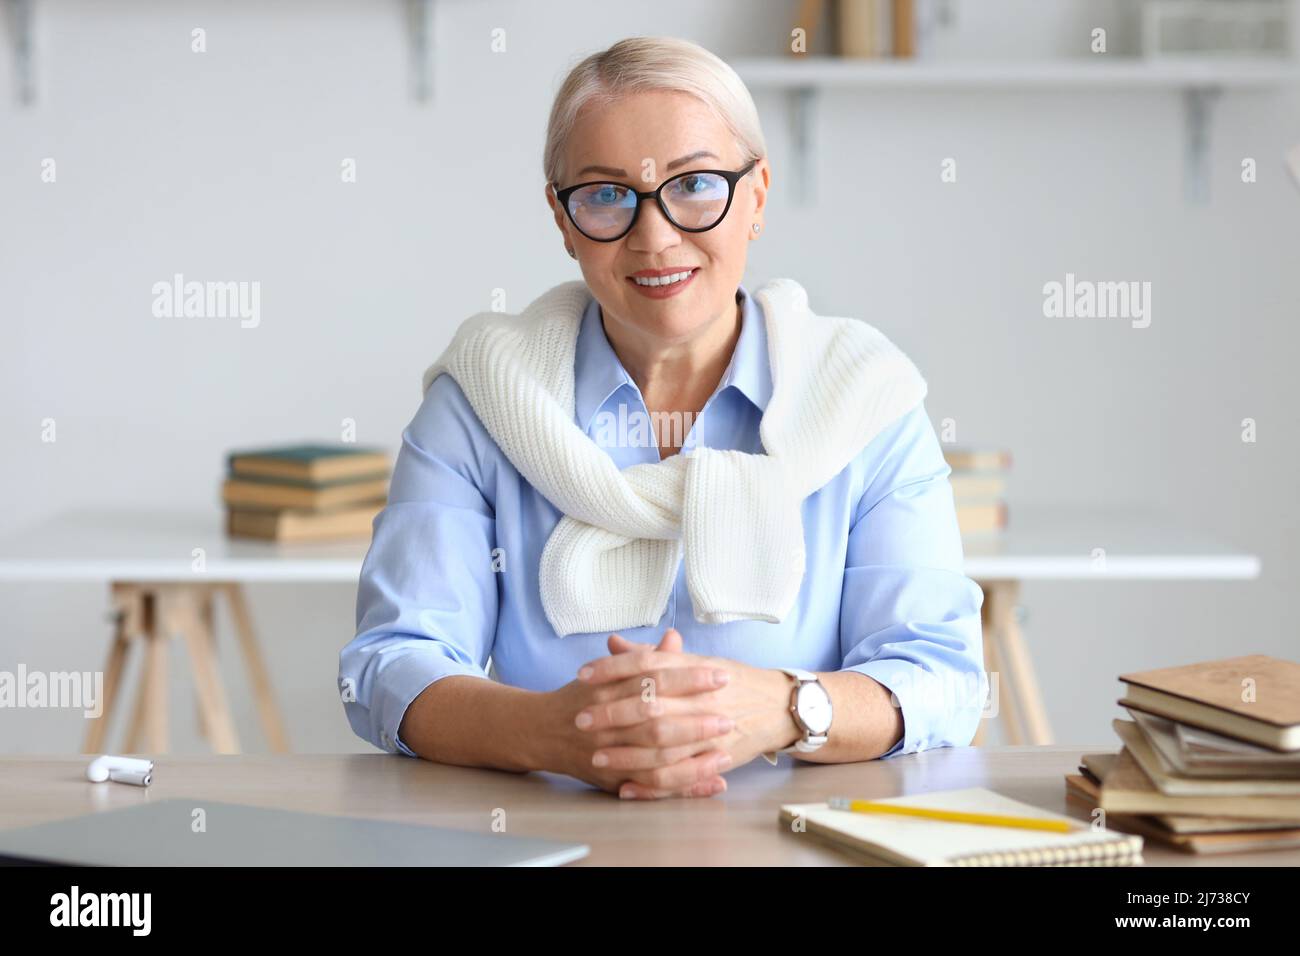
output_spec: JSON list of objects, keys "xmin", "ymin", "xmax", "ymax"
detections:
[{"xmin": 1, "ymin": 0, "xmax": 1296, "ymax": 754}]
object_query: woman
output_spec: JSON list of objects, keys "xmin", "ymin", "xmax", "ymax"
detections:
[{"xmin": 340, "ymin": 36, "xmax": 985, "ymax": 800}]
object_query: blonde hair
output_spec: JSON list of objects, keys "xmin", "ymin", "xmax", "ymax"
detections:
[{"xmin": 543, "ymin": 36, "xmax": 767, "ymax": 186}]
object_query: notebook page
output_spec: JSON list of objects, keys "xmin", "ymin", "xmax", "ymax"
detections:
[{"xmin": 782, "ymin": 787, "xmax": 1137, "ymax": 866}]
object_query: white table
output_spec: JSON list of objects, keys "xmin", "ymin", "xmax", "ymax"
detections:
[
  {"xmin": 961, "ymin": 505, "xmax": 1259, "ymax": 746},
  {"xmin": 0, "ymin": 510, "xmax": 369, "ymax": 756},
  {"xmin": 0, "ymin": 508, "xmax": 1260, "ymax": 752}
]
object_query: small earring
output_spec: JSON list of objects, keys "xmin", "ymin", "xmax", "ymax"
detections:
[
  {"xmin": 566, "ymin": 247, "xmax": 576, "ymax": 258},
  {"xmin": 752, "ymin": 223, "xmax": 761, "ymax": 234}
]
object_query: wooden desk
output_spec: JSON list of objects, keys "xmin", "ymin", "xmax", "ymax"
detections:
[{"xmin": 1, "ymin": 747, "xmax": 1293, "ymax": 866}]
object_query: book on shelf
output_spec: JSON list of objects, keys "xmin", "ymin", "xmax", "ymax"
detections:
[
  {"xmin": 831, "ymin": 1, "xmax": 917, "ymax": 59},
  {"xmin": 788, "ymin": 0, "xmax": 829, "ymax": 55}
]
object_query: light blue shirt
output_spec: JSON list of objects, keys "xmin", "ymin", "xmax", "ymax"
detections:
[{"xmin": 340, "ymin": 285, "xmax": 986, "ymax": 759}]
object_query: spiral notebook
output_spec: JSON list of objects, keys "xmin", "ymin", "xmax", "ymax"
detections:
[{"xmin": 779, "ymin": 787, "xmax": 1143, "ymax": 867}]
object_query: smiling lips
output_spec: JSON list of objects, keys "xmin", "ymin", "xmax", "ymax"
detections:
[{"xmin": 627, "ymin": 266, "xmax": 699, "ymax": 296}]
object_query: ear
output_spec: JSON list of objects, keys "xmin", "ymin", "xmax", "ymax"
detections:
[
  {"xmin": 545, "ymin": 182, "xmax": 579, "ymax": 258},
  {"xmin": 747, "ymin": 158, "xmax": 770, "ymax": 235},
  {"xmin": 544, "ymin": 181, "xmax": 568, "ymax": 230}
]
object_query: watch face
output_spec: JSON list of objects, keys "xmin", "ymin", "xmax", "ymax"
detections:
[{"xmin": 795, "ymin": 682, "xmax": 833, "ymax": 735}]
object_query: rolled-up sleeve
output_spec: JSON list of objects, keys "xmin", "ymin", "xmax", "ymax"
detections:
[
  {"xmin": 839, "ymin": 403, "xmax": 986, "ymax": 758},
  {"xmin": 339, "ymin": 374, "xmax": 498, "ymax": 756}
]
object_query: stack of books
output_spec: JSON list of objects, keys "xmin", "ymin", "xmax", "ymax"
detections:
[
  {"xmin": 222, "ymin": 444, "xmax": 391, "ymax": 543},
  {"xmin": 1065, "ymin": 655, "xmax": 1300, "ymax": 855},
  {"xmin": 943, "ymin": 448, "xmax": 1009, "ymax": 537}
]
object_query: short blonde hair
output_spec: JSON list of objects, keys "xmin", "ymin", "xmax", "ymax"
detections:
[{"xmin": 543, "ymin": 36, "xmax": 767, "ymax": 186}]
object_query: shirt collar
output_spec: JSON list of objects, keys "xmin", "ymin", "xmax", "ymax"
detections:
[{"xmin": 573, "ymin": 284, "xmax": 772, "ymax": 432}]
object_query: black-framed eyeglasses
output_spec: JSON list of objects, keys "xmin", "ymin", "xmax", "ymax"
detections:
[{"xmin": 551, "ymin": 159, "xmax": 758, "ymax": 242}]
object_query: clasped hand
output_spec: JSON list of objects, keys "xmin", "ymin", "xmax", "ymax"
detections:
[{"xmin": 546, "ymin": 628, "xmax": 799, "ymax": 800}]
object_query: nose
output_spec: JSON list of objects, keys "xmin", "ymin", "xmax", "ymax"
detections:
[{"xmin": 625, "ymin": 195, "xmax": 681, "ymax": 253}]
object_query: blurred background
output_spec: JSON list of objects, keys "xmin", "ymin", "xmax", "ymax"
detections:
[{"xmin": 1, "ymin": 0, "xmax": 1296, "ymax": 755}]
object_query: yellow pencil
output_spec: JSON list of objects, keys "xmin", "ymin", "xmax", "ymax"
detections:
[{"xmin": 827, "ymin": 796, "xmax": 1078, "ymax": 833}]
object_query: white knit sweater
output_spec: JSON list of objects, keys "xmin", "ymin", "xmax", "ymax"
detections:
[{"xmin": 422, "ymin": 279, "xmax": 927, "ymax": 637}]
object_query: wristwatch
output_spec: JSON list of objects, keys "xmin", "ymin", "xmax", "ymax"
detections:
[{"xmin": 761, "ymin": 668, "xmax": 833, "ymax": 765}]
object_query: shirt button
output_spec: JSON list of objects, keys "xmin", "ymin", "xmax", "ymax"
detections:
[{"xmin": 380, "ymin": 732, "xmax": 393, "ymax": 751}]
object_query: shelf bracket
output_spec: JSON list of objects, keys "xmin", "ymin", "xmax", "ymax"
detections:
[
  {"xmin": 1182, "ymin": 86, "xmax": 1220, "ymax": 205},
  {"xmin": 788, "ymin": 86, "xmax": 817, "ymax": 203},
  {"xmin": 4, "ymin": 0, "xmax": 34, "ymax": 106},
  {"xmin": 406, "ymin": 0, "xmax": 433, "ymax": 103}
]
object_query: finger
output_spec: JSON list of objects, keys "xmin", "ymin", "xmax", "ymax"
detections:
[
  {"xmin": 621, "ymin": 772, "xmax": 729, "ymax": 801},
  {"xmin": 622, "ymin": 777, "xmax": 727, "ymax": 800},
  {"xmin": 619, "ymin": 750, "xmax": 732, "ymax": 797},
  {"xmin": 581, "ymin": 686, "xmax": 731, "ymax": 731},
  {"xmin": 594, "ymin": 740, "xmax": 712, "ymax": 771},
  {"xmin": 607, "ymin": 633, "xmax": 648, "ymax": 655},
  {"xmin": 594, "ymin": 666, "xmax": 729, "ymax": 704},
  {"xmin": 576, "ymin": 692, "xmax": 665, "ymax": 731},
  {"xmin": 657, "ymin": 628, "xmax": 683, "ymax": 653},
  {"xmin": 578, "ymin": 648, "xmax": 691, "ymax": 686},
  {"xmin": 592, "ymin": 715, "xmax": 735, "ymax": 766},
  {"xmin": 605, "ymin": 627, "xmax": 679, "ymax": 658},
  {"xmin": 620, "ymin": 777, "xmax": 727, "ymax": 800}
]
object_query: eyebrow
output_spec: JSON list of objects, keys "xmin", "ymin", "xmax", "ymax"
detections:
[{"xmin": 574, "ymin": 150, "xmax": 720, "ymax": 179}]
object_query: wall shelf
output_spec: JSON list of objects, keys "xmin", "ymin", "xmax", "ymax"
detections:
[
  {"xmin": 4, "ymin": 0, "xmax": 439, "ymax": 106},
  {"xmin": 731, "ymin": 56, "xmax": 1300, "ymax": 203},
  {"xmin": 4, "ymin": 0, "xmax": 34, "ymax": 106},
  {"xmin": 406, "ymin": 0, "xmax": 434, "ymax": 103},
  {"xmin": 733, "ymin": 56, "xmax": 1300, "ymax": 89}
]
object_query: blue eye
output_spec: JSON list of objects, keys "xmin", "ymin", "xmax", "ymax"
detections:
[
  {"xmin": 587, "ymin": 184, "xmax": 629, "ymax": 206},
  {"xmin": 669, "ymin": 173, "xmax": 726, "ymax": 200}
]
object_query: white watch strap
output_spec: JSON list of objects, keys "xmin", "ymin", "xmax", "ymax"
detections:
[{"xmin": 762, "ymin": 669, "xmax": 820, "ymax": 763}]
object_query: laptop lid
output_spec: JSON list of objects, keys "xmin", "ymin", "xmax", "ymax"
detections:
[{"xmin": 0, "ymin": 799, "xmax": 589, "ymax": 867}]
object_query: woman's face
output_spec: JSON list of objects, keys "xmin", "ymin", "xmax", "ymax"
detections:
[{"xmin": 548, "ymin": 90, "xmax": 769, "ymax": 345}]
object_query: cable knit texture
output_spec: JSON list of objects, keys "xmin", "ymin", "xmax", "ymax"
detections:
[{"xmin": 421, "ymin": 279, "xmax": 928, "ymax": 637}]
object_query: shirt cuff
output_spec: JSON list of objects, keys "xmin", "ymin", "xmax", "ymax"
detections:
[{"xmin": 374, "ymin": 651, "xmax": 490, "ymax": 757}]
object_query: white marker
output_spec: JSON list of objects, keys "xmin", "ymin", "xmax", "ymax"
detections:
[{"xmin": 86, "ymin": 755, "xmax": 154, "ymax": 787}]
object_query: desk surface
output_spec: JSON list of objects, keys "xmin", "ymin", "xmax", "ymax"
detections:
[
  {"xmin": 0, "ymin": 508, "xmax": 1260, "ymax": 582},
  {"xmin": 1, "ymin": 747, "xmax": 1293, "ymax": 866}
]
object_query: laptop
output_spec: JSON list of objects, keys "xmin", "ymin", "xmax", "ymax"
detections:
[{"xmin": 0, "ymin": 799, "xmax": 589, "ymax": 866}]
